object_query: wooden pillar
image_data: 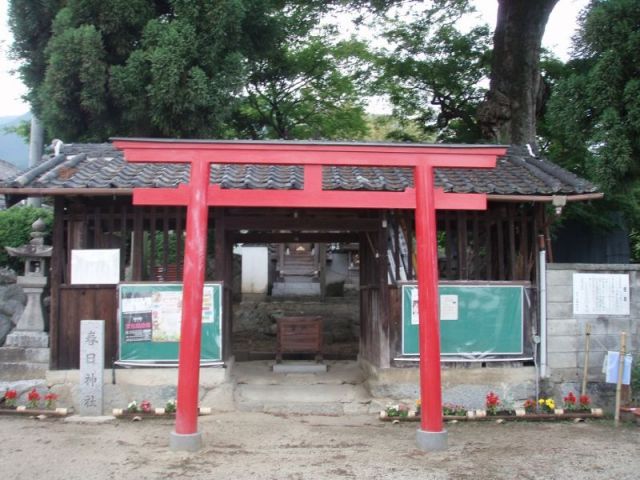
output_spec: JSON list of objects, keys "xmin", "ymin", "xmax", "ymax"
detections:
[
  {"xmin": 377, "ymin": 212, "xmax": 391, "ymax": 368},
  {"xmin": 49, "ymin": 197, "xmax": 65, "ymax": 369},
  {"xmin": 132, "ymin": 208, "xmax": 144, "ymax": 280}
]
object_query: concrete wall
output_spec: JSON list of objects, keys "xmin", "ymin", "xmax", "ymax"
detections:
[
  {"xmin": 45, "ymin": 365, "xmax": 234, "ymax": 413},
  {"xmin": 240, "ymin": 246, "xmax": 269, "ymax": 295},
  {"xmin": 361, "ymin": 359, "xmax": 536, "ymax": 409},
  {"xmin": 546, "ymin": 263, "xmax": 640, "ymax": 404}
]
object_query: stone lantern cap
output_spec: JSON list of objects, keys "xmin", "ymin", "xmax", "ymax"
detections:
[{"xmin": 5, "ymin": 218, "xmax": 52, "ymax": 278}]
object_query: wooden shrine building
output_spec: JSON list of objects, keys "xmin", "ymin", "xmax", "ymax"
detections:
[{"xmin": 1, "ymin": 141, "xmax": 600, "ymax": 372}]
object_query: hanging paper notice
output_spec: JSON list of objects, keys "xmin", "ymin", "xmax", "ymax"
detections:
[
  {"xmin": 573, "ymin": 273, "xmax": 630, "ymax": 315},
  {"xmin": 603, "ymin": 351, "xmax": 633, "ymax": 385},
  {"xmin": 71, "ymin": 249, "xmax": 120, "ymax": 285},
  {"xmin": 411, "ymin": 288, "xmax": 419, "ymax": 325},
  {"xmin": 440, "ymin": 294, "xmax": 459, "ymax": 320}
]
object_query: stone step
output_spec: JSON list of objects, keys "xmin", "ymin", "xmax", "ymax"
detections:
[
  {"xmin": 281, "ymin": 267, "xmax": 316, "ymax": 273},
  {"xmin": 234, "ymin": 383, "xmax": 372, "ymax": 415},
  {"xmin": 0, "ymin": 347, "xmax": 50, "ymax": 363},
  {"xmin": 271, "ymin": 282, "xmax": 320, "ymax": 297},
  {"xmin": 282, "ymin": 275, "xmax": 316, "ymax": 283},
  {"xmin": 283, "ymin": 255, "xmax": 315, "ymax": 262},
  {"xmin": 0, "ymin": 362, "xmax": 49, "ymax": 381}
]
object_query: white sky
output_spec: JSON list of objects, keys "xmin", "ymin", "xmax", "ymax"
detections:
[{"xmin": 0, "ymin": 0, "xmax": 589, "ymax": 117}]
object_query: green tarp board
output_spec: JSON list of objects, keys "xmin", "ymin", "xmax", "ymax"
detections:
[
  {"xmin": 402, "ymin": 284, "xmax": 523, "ymax": 356},
  {"xmin": 118, "ymin": 283, "xmax": 222, "ymax": 364}
]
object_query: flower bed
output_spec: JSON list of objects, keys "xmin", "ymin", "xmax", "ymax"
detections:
[
  {"xmin": 112, "ymin": 407, "xmax": 212, "ymax": 418},
  {"xmin": 0, "ymin": 406, "xmax": 71, "ymax": 416},
  {"xmin": 111, "ymin": 399, "xmax": 212, "ymax": 418},
  {"xmin": 379, "ymin": 409, "xmax": 604, "ymax": 422},
  {"xmin": 1, "ymin": 388, "xmax": 70, "ymax": 416},
  {"xmin": 380, "ymin": 391, "xmax": 604, "ymax": 422}
]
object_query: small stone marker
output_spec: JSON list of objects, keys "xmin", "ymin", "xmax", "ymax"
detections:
[{"xmin": 79, "ymin": 320, "xmax": 104, "ymax": 416}]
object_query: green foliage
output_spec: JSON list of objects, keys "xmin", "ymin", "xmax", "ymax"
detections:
[
  {"xmin": 543, "ymin": 0, "xmax": 640, "ymax": 232},
  {"xmin": 0, "ymin": 206, "xmax": 53, "ymax": 271},
  {"xmin": 236, "ymin": 33, "xmax": 370, "ymax": 140},
  {"xmin": 1, "ymin": 120, "xmax": 30, "ymax": 144},
  {"xmin": 632, "ymin": 354, "xmax": 640, "ymax": 403},
  {"xmin": 375, "ymin": 1, "xmax": 491, "ymax": 142},
  {"xmin": 363, "ymin": 114, "xmax": 433, "ymax": 142},
  {"xmin": 41, "ymin": 23, "xmax": 110, "ymax": 141},
  {"xmin": 9, "ymin": 0, "xmax": 64, "ymax": 113},
  {"xmin": 12, "ymin": 0, "xmax": 369, "ymax": 141}
]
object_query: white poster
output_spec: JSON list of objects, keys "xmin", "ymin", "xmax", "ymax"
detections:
[
  {"xmin": 149, "ymin": 287, "xmax": 216, "ymax": 342},
  {"xmin": 573, "ymin": 273, "xmax": 630, "ymax": 315},
  {"xmin": 71, "ymin": 249, "xmax": 120, "ymax": 285},
  {"xmin": 411, "ymin": 288, "xmax": 419, "ymax": 325},
  {"xmin": 440, "ymin": 294, "xmax": 459, "ymax": 320}
]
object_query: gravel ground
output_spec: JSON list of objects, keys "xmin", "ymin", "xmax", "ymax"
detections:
[{"xmin": 2, "ymin": 412, "xmax": 639, "ymax": 480}]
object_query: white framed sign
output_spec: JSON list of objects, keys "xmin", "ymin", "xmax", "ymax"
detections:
[
  {"xmin": 573, "ymin": 273, "xmax": 630, "ymax": 315},
  {"xmin": 71, "ymin": 249, "xmax": 120, "ymax": 285}
]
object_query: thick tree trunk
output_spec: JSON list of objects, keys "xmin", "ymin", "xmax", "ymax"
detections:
[{"xmin": 477, "ymin": 0, "xmax": 559, "ymax": 145}]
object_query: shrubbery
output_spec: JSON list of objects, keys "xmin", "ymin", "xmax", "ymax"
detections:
[{"xmin": 0, "ymin": 206, "xmax": 53, "ymax": 271}]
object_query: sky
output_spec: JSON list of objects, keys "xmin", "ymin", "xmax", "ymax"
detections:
[{"xmin": 0, "ymin": 0, "xmax": 589, "ymax": 118}]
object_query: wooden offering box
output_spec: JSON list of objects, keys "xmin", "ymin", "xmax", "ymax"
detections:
[{"xmin": 276, "ymin": 316, "xmax": 323, "ymax": 363}]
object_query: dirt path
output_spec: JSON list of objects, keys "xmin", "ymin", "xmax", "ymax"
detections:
[{"xmin": 2, "ymin": 412, "xmax": 638, "ymax": 479}]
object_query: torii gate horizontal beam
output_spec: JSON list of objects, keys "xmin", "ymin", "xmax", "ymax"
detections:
[
  {"xmin": 113, "ymin": 139, "xmax": 504, "ymax": 168},
  {"xmin": 131, "ymin": 185, "xmax": 487, "ymax": 210}
]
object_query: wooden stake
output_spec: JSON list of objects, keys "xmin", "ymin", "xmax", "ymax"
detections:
[
  {"xmin": 581, "ymin": 324, "xmax": 591, "ymax": 397},
  {"xmin": 614, "ymin": 331, "xmax": 627, "ymax": 427}
]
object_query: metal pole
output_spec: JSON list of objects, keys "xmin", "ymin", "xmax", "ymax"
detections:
[
  {"xmin": 27, "ymin": 116, "xmax": 44, "ymax": 208},
  {"xmin": 414, "ymin": 164, "xmax": 447, "ymax": 451},
  {"xmin": 538, "ymin": 238, "xmax": 548, "ymax": 378},
  {"xmin": 614, "ymin": 331, "xmax": 627, "ymax": 427},
  {"xmin": 581, "ymin": 323, "xmax": 591, "ymax": 397},
  {"xmin": 171, "ymin": 158, "xmax": 210, "ymax": 451}
]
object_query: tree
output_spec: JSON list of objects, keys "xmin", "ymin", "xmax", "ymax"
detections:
[
  {"xmin": 10, "ymin": 1, "xmax": 337, "ymax": 141},
  {"xmin": 235, "ymin": 34, "xmax": 369, "ymax": 140},
  {"xmin": 355, "ymin": 0, "xmax": 558, "ymax": 145},
  {"xmin": 377, "ymin": 2, "xmax": 492, "ymax": 142},
  {"xmin": 477, "ymin": 0, "xmax": 559, "ymax": 145},
  {"xmin": 544, "ymin": 0, "xmax": 640, "ymax": 230},
  {"xmin": 8, "ymin": 0, "xmax": 64, "ymax": 114}
]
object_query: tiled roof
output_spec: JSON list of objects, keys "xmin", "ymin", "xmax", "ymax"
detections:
[
  {"xmin": 0, "ymin": 159, "xmax": 20, "ymax": 209},
  {"xmin": 0, "ymin": 159, "xmax": 19, "ymax": 180},
  {"xmin": 1, "ymin": 142, "xmax": 598, "ymax": 196}
]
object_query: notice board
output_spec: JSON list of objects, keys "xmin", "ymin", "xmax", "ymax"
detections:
[
  {"xmin": 118, "ymin": 283, "xmax": 222, "ymax": 364},
  {"xmin": 402, "ymin": 284, "xmax": 523, "ymax": 356}
]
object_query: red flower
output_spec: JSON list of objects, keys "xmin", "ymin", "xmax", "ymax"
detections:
[
  {"xmin": 563, "ymin": 392, "xmax": 576, "ymax": 404},
  {"xmin": 44, "ymin": 391, "xmax": 58, "ymax": 409},
  {"xmin": 523, "ymin": 399, "xmax": 536, "ymax": 413},
  {"xmin": 26, "ymin": 388, "xmax": 41, "ymax": 409},
  {"xmin": 579, "ymin": 395, "xmax": 591, "ymax": 408},
  {"xmin": 27, "ymin": 388, "xmax": 40, "ymax": 402},
  {"xmin": 4, "ymin": 389, "xmax": 17, "ymax": 400},
  {"xmin": 3, "ymin": 389, "xmax": 18, "ymax": 407},
  {"xmin": 485, "ymin": 392, "xmax": 500, "ymax": 414},
  {"xmin": 140, "ymin": 400, "xmax": 152, "ymax": 413}
]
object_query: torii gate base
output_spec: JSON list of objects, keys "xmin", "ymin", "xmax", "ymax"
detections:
[{"xmin": 114, "ymin": 139, "xmax": 505, "ymax": 452}]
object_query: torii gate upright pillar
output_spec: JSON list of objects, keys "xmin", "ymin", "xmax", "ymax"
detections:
[
  {"xmin": 169, "ymin": 158, "xmax": 210, "ymax": 451},
  {"xmin": 414, "ymin": 164, "xmax": 446, "ymax": 450}
]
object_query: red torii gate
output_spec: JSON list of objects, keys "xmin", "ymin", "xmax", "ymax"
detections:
[{"xmin": 113, "ymin": 139, "xmax": 506, "ymax": 452}]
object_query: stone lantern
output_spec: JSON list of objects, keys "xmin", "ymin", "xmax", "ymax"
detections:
[{"xmin": 4, "ymin": 217, "xmax": 52, "ymax": 348}]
